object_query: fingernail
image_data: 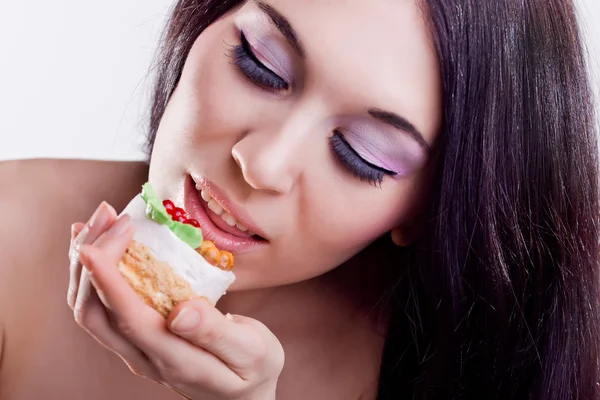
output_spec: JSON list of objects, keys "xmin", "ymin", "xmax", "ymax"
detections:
[
  {"xmin": 107, "ymin": 215, "xmax": 131, "ymax": 237},
  {"xmin": 89, "ymin": 203, "xmax": 110, "ymax": 229},
  {"xmin": 71, "ymin": 224, "xmax": 78, "ymax": 239},
  {"xmin": 78, "ymin": 245, "xmax": 93, "ymax": 270},
  {"xmin": 71, "ymin": 223, "xmax": 83, "ymax": 237},
  {"xmin": 170, "ymin": 308, "xmax": 200, "ymax": 332}
]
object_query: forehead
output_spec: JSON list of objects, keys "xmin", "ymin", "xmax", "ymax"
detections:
[{"xmin": 240, "ymin": 0, "xmax": 442, "ymax": 142}]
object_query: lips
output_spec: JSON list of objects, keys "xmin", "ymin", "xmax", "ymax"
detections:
[
  {"xmin": 200, "ymin": 189, "xmax": 254, "ymax": 236},
  {"xmin": 183, "ymin": 175, "xmax": 266, "ymax": 253}
]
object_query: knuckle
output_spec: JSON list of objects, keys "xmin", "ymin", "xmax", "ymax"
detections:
[
  {"xmin": 73, "ymin": 303, "xmax": 97, "ymax": 330},
  {"xmin": 125, "ymin": 362, "xmax": 150, "ymax": 379},
  {"xmin": 246, "ymin": 335, "xmax": 269, "ymax": 364},
  {"xmin": 72, "ymin": 305, "xmax": 88, "ymax": 327},
  {"xmin": 201, "ymin": 325, "xmax": 225, "ymax": 345},
  {"xmin": 73, "ymin": 298, "xmax": 105, "ymax": 333},
  {"xmin": 220, "ymin": 383, "xmax": 248, "ymax": 399},
  {"xmin": 155, "ymin": 359, "xmax": 193, "ymax": 386},
  {"xmin": 67, "ymin": 286, "xmax": 78, "ymax": 309},
  {"xmin": 243, "ymin": 320, "xmax": 285, "ymax": 371},
  {"xmin": 112, "ymin": 318, "xmax": 138, "ymax": 340},
  {"xmin": 73, "ymin": 297, "xmax": 92, "ymax": 328},
  {"xmin": 192, "ymin": 314, "xmax": 225, "ymax": 345}
]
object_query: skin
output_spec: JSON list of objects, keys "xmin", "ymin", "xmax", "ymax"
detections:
[
  {"xmin": 151, "ymin": 0, "xmax": 441, "ymax": 292},
  {"xmin": 0, "ymin": 0, "xmax": 441, "ymax": 399}
]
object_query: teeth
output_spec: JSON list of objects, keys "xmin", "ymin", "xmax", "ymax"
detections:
[
  {"xmin": 198, "ymin": 188, "xmax": 254, "ymax": 234},
  {"xmin": 200, "ymin": 189, "xmax": 211, "ymax": 202},
  {"xmin": 207, "ymin": 199, "xmax": 224, "ymax": 215},
  {"xmin": 221, "ymin": 212, "xmax": 237, "ymax": 227}
]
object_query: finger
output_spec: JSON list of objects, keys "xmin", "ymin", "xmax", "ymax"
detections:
[
  {"xmin": 79, "ymin": 243, "xmax": 243, "ymax": 391},
  {"xmin": 167, "ymin": 300, "xmax": 278, "ymax": 376},
  {"xmin": 73, "ymin": 214, "xmax": 132, "ymax": 349},
  {"xmin": 68, "ymin": 222, "xmax": 85, "ymax": 266},
  {"xmin": 72, "ymin": 222, "xmax": 85, "ymax": 237},
  {"xmin": 77, "ymin": 215, "xmax": 158, "ymax": 325},
  {"xmin": 68, "ymin": 202, "xmax": 117, "ymax": 309},
  {"xmin": 73, "ymin": 216, "xmax": 161, "ymax": 378},
  {"xmin": 73, "ymin": 279, "xmax": 160, "ymax": 380},
  {"xmin": 78, "ymin": 215, "xmax": 138, "ymax": 308}
]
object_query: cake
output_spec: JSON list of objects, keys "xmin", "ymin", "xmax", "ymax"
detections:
[{"xmin": 118, "ymin": 183, "xmax": 236, "ymax": 317}]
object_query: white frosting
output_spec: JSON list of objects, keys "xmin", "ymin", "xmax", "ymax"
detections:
[{"xmin": 120, "ymin": 195, "xmax": 236, "ymax": 304}]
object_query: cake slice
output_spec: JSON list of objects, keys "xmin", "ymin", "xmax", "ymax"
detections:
[{"xmin": 118, "ymin": 183, "xmax": 236, "ymax": 317}]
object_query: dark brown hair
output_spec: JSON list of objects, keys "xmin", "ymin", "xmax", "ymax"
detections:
[{"xmin": 146, "ymin": 1, "xmax": 600, "ymax": 398}]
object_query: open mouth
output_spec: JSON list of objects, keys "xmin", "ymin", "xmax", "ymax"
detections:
[
  {"xmin": 183, "ymin": 175, "xmax": 267, "ymax": 253},
  {"xmin": 197, "ymin": 187, "xmax": 267, "ymax": 241}
]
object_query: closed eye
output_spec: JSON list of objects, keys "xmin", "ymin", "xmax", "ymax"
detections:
[
  {"xmin": 232, "ymin": 31, "xmax": 288, "ymax": 91},
  {"xmin": 329, "ymin": 130, "xmax": 397, "ymax": 186}
]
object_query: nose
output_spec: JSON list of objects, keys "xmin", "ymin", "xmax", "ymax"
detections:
[{"xmin": 231, "ymin": 110, "xmax": 317, "ymax": 194}]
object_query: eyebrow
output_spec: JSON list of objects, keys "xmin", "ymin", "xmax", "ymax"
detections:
[
  {"xmin": 368, "ymin": 109, "xmax": 430, "ymax": 151},
  {"xmin": 254, "ymin": 2, "xmax": 428, "ymax": 151},
  {"xmin": 255, "ymin": 1, "xmax": 305, "ymax": 58}
]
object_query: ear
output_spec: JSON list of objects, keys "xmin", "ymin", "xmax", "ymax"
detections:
[{"xmin": 390, "ymin": 221, "xmax": 421, "ymax": 247}]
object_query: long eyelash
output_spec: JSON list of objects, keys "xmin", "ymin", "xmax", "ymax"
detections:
[
  {"xmin": 225, "ymin": 37, "xmax": 394, "ymax": 188},
  {"xmin": 329, "ymin": 131, "xmax": 396, "ymax": 187},
  {"xmin": 230, "ymin": 32, "xmax": 288, "ymax": 91}
]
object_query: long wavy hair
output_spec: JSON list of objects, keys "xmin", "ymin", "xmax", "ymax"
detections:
[{"xmin": 145, "ymin": 1, "xmax": 600, "ymax": 398}]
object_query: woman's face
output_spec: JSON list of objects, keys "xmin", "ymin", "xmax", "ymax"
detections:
[{"xmin": 149, "ymin": 0, "xmax": 442, "ymax": 291}]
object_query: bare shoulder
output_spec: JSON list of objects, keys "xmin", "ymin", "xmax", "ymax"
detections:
[
  {"xmin": 0, "ymin": 157, "xmax": 149, "ymax": 267},
  {"xmin": 0, "ymin": 158, "xmax": 149, "ymax": 213},
  {"xmin": 0, "ymin": 158, "xmax": 148, "ymax": 362}
]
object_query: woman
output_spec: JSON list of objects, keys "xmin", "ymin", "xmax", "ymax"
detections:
[{"xmin": 0, "ymin": 0, "xmax": 598, "ymax": 399}]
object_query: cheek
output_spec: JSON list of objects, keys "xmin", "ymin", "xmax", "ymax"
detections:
[
  {"xmin": 297, "ymin": 179, "xmax": 425, "ymax": 269},
  {"xmin": 153, "ymin": 21, "xmax": 263, "ymax": 157},
  {"xmin": 318, "ymin": 174, "xmax": 431, "ymax": 248},
  {"xmin": 233, "ymin": 179, "xmax": 423, "ymax": 291},
  {"xmin": 252, "ymin": 158, "xmax": 432, "ymax": 288},
  {"xmin": 310, "ymin": 193, "xmax": 406, "ymax": 252}
]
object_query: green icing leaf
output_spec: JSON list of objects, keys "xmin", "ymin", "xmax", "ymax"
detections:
[
  {"xmin": 140, "ymin": 182, "xmax": 203, "ymax": 248},
  {"xmin": 145, "ymin": 202, "xmax": 171, "ymax": 225},
  {"xmin": 141, "ymin": 183, "xmax": 171, "ymax": 225},
  {"xmin": 141, "ymin": 182, "xmax": 159, "ymax": 205},
  {"xmin": 171, "ymin": 221, "xmax": 203, "ymax": 248}
]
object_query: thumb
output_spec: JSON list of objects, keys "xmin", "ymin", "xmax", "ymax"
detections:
[
  {"xmin": 168, "ymin": 299, "xmax": 284, "ymax": 376},
  {"xmin": 168, "ymin": 299, "xmax": 252, "ymax": 368}
]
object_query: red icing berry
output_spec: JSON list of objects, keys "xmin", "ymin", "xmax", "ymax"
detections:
[
  {"xmin": 173, "ymin": 207, "xmax": 187, "ymax": 219},
  {"xmin": 174, "ymin": 215, "xmax": 187, "ymax": 223},
  {"xmin": 184, "ymin": 218, "xmax": 201, "ymax": 228},
  {"xmin": 163, "ymin": 200, "xmax": 175, "ymax": 214}
]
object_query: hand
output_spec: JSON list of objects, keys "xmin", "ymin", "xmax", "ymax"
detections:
[{"xmin": 68, "ymin": 202, "xmax": 285, "ymax": 400}]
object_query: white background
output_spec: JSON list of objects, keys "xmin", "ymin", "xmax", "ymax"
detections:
[{"xmin": 1, "ymin": 0, "xmax": 599, "ymax": 162}]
